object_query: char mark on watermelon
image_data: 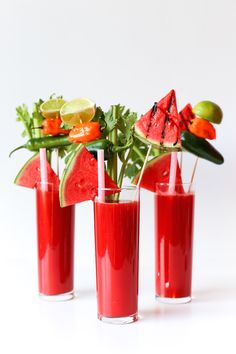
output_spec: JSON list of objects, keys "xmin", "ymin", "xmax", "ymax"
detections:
[
  {"xmin": 59, "ymin": 146, "xmax": 118, "ymax": 207},
  {"xmin": 145, "ymin": 102, "xmax": 158, "ymax": 137},
  {"xmin": 160, "ymin": 90, "xmax": 179, "ymax": 146},
  {"xmin": 135, "ymin": 90, "xmax": 181, "ymax": 149}
]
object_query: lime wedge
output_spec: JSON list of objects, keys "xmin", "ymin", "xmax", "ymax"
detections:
[
  {"xmin": 193, "ymin": 101, "xmax": 223, "ymax": 124},
  {"xmin": 40, "ymin": 99, "xmax": 66, "ymax": 119},
  {"xmin": 60, "ymin": 98, "xmax": 96, "ymax": 125}
]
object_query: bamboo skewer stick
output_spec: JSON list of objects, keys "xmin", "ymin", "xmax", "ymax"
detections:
[
  {"xmin": 188, "ymin": 157, "xmax": 199, "ymax": 192},
  {"xmin": 136, "ymin": 144, "xmax": 152, "ymax": 187},
  {"xmin": 179, "ymin": 151, "xmax": 183, "ymax": 173}
]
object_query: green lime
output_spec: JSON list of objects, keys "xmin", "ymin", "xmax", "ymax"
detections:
[
  {"xmin": 60, "ymin": 98, "xmax": 96, "ymax": 125},
  {"xmin": 40, "ymin": 99, "xmax": 66, "ymax": 119},
  {"xmin": 192, "ymin": 101, "xmax": 223, "ymax": 124}
]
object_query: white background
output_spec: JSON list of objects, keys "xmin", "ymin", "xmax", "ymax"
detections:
[{"xmin": 1, "ymin": 0, "xmax": 236, "ymax": 353}]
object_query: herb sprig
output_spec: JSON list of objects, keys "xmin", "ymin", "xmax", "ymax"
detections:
[{"xmin": 93, "ymin": 104, "xmax": 152, "ymax": 186}]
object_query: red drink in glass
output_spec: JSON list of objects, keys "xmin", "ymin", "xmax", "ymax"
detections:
[
  {"xmin": 36, "ymin": 182, "xmax": 75, "ymax": 301},
  {"xmin": 155, "ymin": 183, "xmax": 195, "ymax": 303},
  {"xmin": 94, "ymin": 187, "xmax": 140, "ymax": 324}
]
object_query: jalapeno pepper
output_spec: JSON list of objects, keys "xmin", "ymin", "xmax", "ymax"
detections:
[
  {"xmin": 9, "ymin": 135, "xmax": 71, "ymax": 156},
  {"xmin": 42, "ymin": 117, "xmax": 70, "ymax": 136},
  {"xmin": 181, "ymin": 131, "xmax": 224, "ymax": 165},
  {"xmin": 9, "ymin": 136, "xmax": 113, "ymax": 158},
  {"xmin": 68, "ymin": 122, "xmax": 102, "ymax": 143}
]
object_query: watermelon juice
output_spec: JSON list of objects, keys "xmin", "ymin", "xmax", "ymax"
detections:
[
  {"xmin": 36, "ymin": 182, "xmax": 75, "ymax": 300},
  {"xmin": 94, "ymin": 187, "xmax": 140, "ymax": 324},
  {"xmin": 155, "ymin": 183, "xmax": 195, "ymax": 303}
]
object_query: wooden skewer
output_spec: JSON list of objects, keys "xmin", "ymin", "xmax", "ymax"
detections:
[
  {"xmin": 188, "ymin": 157, "xmax": 199, "ymax": 193},
  {"xmin": 179, "ymin": 151, "xmax": 183, "ymax": 173},
  {"xmin": 136, "ymin": 145, "xmax": 152, "ymax": 187}
]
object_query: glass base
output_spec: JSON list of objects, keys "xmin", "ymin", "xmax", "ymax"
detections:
[
  {"xmin": 155, "ymin": 295, "xmax": 191, "ymax": 304},
  {"xmin": 98, "ymin": 313, "xmax": 138, "ymax": 324},
  {"xmin": 39, "ymin": 290, "xmax": 74, "ymax": 302}
]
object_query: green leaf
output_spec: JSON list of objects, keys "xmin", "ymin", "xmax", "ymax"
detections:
[
  {"xmin": 21, "ymin": 130, "xmax": 27, "ymax": 138},
  {"xmin": 125, "ymin": 163, "xmax": 139, "ymax": 179},
  {"xmin": 49, "ymin": 93, "xmax": 63, "ymax": 100},
  {"xmin": 32, "ymin": 99, "xmax": 44, "ymax": 138},
  {"xmin": 32, "ymin": 99, "xmax": 44, "ymax": 121},
  {"xmin": 16, "ymin": 104, "xmax": 33, "ymax": 139},
  {"xmin": 104, "ymin": 107, "xmax": 117, "ymax": 135},
  {"xmin": 117, "ymin": 109, "xmax": 137, "ymax": 142},
  {"xmin": 58, "ymin": 147, "xmax": 68, "ymax": 158}
]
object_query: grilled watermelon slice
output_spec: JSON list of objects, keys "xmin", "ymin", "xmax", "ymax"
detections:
[{"xmin": 135, "ymin": 90, "xmax": 181, "ymax": 149}]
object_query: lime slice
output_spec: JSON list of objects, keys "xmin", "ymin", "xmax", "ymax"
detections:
[
  {"xmin": 40, "ymin": 99, "xmax": 66, "ymax": 119},
  {"xmin": 60, "ymin": 98, "xmax": 96, "ymax": 125},
  {"xmin": 193, "ymin": 101, "xmax": 223, "ymax": 124}
]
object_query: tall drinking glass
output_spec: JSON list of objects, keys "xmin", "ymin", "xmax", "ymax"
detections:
[
  {"xmin": 94, "ymin": 187, "xmax": 140, "ymax": 324},
  {"xmin": 36, "ymin": 182, "xmax": 75, "ymax": 301},
  {"xmin": 155, "ymin": 182, "xmax": 195, "ymax": 303}
]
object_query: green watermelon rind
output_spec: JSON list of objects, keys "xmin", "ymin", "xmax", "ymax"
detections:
[
  {"xmin": 134, "ymin": 132, "xmax": 181, "ymax": 151},
  {"xmin": 59, "ymin": 144, "xmax": 84, "ymax": 207},
  {"xmin": 14, "ymin": 153, "xmax": 39, "ymax": 186},
  {"xmin": 132, "ymin": 153, "xmax": 169, "ymax": 185}
]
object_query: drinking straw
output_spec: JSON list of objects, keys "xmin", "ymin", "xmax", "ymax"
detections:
[
  {"xmin": 97, "ymin": 149, "xmax": 105, "ymax": 202},
  {"xmin": 188, "ymin": 157, "xmax": 199, "ymax": 193},
  {"xmin": 137, "ymin": 144, "xmax": 152, "ymax": 188},
  {"xmin": 168, "ymin": 152, "xmax": 178, "ymax": 194},
  {"xmin": 180, "ymin": 151, "xmax": 183, "ymax": 173},
  {"xmin": 55, "ymin": 148, "xmax": 59, "ymax": 177},
  {"xmin": 39, "ymin": 148, "xmax": 48, "ymax": 191}
]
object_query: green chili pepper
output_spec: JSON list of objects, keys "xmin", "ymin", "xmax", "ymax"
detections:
[
  {"xmin": 85, "ymin": 139, "xmax": 113, "ymax": 159},
  {"xmin": 181, "ymin": 131, "xmax": 224, "ymax": 165},
  {"xmin": 9, "ymin": 135, "xmax": 70, "ymax": 157}
]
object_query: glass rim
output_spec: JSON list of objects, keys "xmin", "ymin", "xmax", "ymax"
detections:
[
  {"xmin": 155, "ymin": 181, "xmax": 195, "ymax": 194},
  {"xmin": 96, "ymin": 185, "xmax": 138, "ymax": 192},
  {"xmin": 36, "ymin": 182, "xmax": 56, "ymax": 186},
  {"xmin": 35, "ymin": 182, "xmax": 59, "ymax": 191},
  {"xmin": 155, "ymin": 182, "xmax": 195, "ymax": 186}
]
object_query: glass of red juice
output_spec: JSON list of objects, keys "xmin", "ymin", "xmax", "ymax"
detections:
[
  {"xmin": 94, "ymin": 186, "xmax": 140, "ymax": 324},
  {"xmin": 36, "ymin": 182, "xmax": 75, "ymax": 301},
  {"xmin": 155, "ymin": 182, "xmax": 195, "ymax": 304}
]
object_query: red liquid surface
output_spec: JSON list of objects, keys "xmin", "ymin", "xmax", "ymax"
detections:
[
  {"xmin": 94, "ymin": 200, "xmax": 139, "ymax": 318},
  {"xmin": 155, "ymin": 192, "xmax": 194, "ymax": 298},
  {"xmin": 36, "ymin": 186, "xmax": 75, "ymax": 295}
]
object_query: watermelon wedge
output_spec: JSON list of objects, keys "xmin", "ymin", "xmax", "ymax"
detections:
[
  {"xmin": 132, "ymin": 153, "xmax": 183, "ymax": 192},
  {"xmin": 59, "ymin": 146, "xmax": 118, "ymax": 207},
  {"xmin": 179, "ymin": 103, "xmax": 195, "ymax": 131},
  {"xmin": 14, "ymin": 153, "xmax": 60, "ymax": 189},
  {"xmin": 135, "ymin": 90, "xmax": 181, "ymax": 149}
]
